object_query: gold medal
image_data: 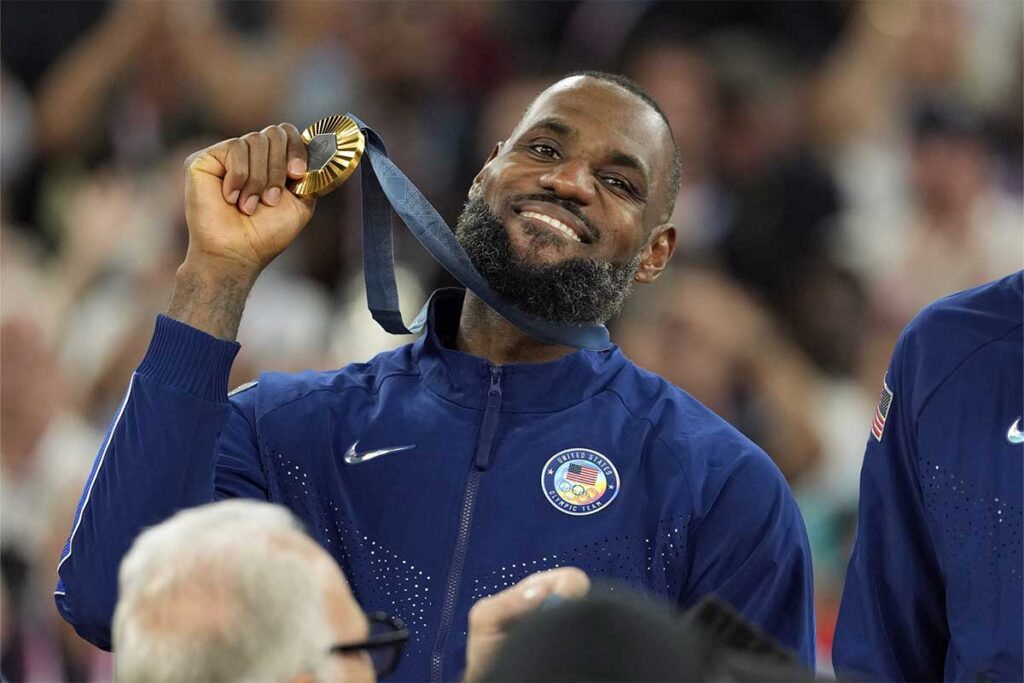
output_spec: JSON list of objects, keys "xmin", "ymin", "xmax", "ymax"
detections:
[{"xmin": 289, "ymin": 115, "xmax": 365, "ymax": 198}]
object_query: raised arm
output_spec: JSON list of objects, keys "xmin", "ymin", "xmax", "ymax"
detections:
[{"xmin": 54, "ymin": 124, "xmax": 316, "ymax": 648}]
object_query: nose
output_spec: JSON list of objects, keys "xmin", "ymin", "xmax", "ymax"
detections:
[{"xmin": 539, "ymin": 160, "xmax": 596, "ymax": 205}]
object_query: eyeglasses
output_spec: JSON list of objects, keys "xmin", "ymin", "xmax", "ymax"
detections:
[{"xmin": 330, "ymin": 612, "xmax": 410, "ymax": 678}]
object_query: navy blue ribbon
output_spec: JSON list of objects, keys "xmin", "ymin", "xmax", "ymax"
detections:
[{"xmin": 350, "ymin": 114, "xmax": 611, "ymax": 351}]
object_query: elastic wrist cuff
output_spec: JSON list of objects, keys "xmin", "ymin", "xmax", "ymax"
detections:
[{"xmin": 136, "ymin": 315, "xmax": 241, "ymax": 401}]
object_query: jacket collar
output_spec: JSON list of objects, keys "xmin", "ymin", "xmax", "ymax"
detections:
[{"xmin": 412, "ymin": 289, "xmax": 627, "ymax": 413}]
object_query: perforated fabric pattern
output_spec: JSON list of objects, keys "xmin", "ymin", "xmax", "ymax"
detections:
[
  {"xmin": 921, "ymin": 458, "xmax": 1022, "ymax": 613},
  {"xmin": 469, "ymin": 515, "xmax": 691, "ymax": 603},
  {"xmin": 271, "ymin": 452, "xmax": 435, "ymax": 655}
]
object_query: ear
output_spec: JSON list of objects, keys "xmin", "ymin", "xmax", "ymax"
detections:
[
  {"xmin": 634, "ymin": 224, "xmax": 676, "ymax": 284},
  {"xmin": 471, "ymin": 141, "xmax": 503, "ymax": 188}
]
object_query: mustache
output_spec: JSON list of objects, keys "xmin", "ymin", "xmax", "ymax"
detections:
[{"xmin": 507, "ymin": 193, "xmax": 602, "ymax": 242}]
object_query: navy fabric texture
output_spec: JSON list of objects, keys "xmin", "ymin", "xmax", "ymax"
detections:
[
  {"xmin": 55, "ymin": 289, "xmax": 815, "ymax": 680},
  {"xmin": 834, "ymin": 271, "xmax": 1024, "ymax": 682}
]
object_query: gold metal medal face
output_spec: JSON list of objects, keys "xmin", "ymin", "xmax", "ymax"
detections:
[{"xmin": 289, "ymin": 115, "xmax": 365, "ymax": 198}]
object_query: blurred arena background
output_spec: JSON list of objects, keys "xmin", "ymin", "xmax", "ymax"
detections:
[{"xmin": 1, "ymin": 1, "xmax": 1021, "ymax": 679}]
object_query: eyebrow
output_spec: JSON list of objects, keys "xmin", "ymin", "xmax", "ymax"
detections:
[
  {"xmin": 527, "ymin": 117, "xmax": 578, "ymax": 140},
  {"xmin": 607, "ymin": 151, "xmax": 649, "ymax": 186}
]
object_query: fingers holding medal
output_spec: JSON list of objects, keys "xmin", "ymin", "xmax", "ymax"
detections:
[{"xmin": 217, "ymin": 123, "xmax": 308, "ymax": 216}]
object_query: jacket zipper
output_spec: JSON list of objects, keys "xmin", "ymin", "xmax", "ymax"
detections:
[{"xmin": 430, "ymin": 366, "xmax": 503, "ymax": 682}]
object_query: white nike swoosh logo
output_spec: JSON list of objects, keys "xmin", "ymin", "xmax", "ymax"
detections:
[
  {"xmin": 343, "ymin": 440, "xmax": 415, "ymax": 464},
  {"xmin": 1008, "ymin": 418, "xmax": 1024, "ymax": 445}
]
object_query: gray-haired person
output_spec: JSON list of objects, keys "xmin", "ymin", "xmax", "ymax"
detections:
[{"xmin": 112, "ymin": 500, "xmax": 588, "ymax": 683}]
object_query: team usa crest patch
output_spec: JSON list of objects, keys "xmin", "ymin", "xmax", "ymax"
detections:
[
  {"xmin": 541, "ymin": 448, "xmax": 620, "ymax": 516},
  {"xmin": 871, "ymin": 374, "xmax": 894, "ymax": 441}
]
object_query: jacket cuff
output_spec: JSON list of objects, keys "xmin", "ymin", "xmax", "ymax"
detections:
[{"xmin": 136, "ymin": 315, "xmax": 241, "ymax": 402}]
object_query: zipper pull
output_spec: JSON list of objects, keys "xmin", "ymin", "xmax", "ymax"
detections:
[
  {"xmin": 489, "ymin": 366, "xmax": 503, "ymax": 397},
  {"xmin": 474, "ymin": 366, "xmax": 503, "ymax": 470}
]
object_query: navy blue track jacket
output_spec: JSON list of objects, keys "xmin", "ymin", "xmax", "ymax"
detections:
[
  {"xmin": 56, "ymin": 289, "xmax": 815, "ymax": 680},
  {"xmin": 834, "ymin": 271, "xmax": 1024, "ymax": 682}
]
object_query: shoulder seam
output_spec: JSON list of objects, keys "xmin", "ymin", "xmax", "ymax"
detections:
[
  {"xmin": 913, "ymin": 323, "xmax": 1022, "ymax": 426},
  {"xmin": 259, "ymin": 369, "xmax": 421, "ymax": 421},
  {"xmin": 604, "ymin": 386, "xmax": 692, "ymax": 471}
]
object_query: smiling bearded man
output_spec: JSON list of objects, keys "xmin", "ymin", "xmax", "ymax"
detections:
[{"xmin": 55, "ymin": 72, "xmax": 815, "ymax": 681}]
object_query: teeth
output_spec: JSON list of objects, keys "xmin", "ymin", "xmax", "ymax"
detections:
[{"xmin": 521, "ymin": 211, "xmax": 582, "ymax": 242}]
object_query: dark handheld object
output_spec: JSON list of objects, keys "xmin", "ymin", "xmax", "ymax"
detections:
[
  {"xmin": 681, "ymin": 596, "xmax": 802, "ymax": 667},
  {"xmin": 482, "ymin": 587, "xmax": 817, "ymax": 682}
]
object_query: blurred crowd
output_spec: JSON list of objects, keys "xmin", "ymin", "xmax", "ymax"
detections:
[{"xmin": 1, "ymin": 1, "xmax": 1021, "ymax": 679}]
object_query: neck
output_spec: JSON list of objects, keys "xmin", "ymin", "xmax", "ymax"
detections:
[{"xmin": 455, "ymin": 290, "xmax": 576, "ymax": 365}]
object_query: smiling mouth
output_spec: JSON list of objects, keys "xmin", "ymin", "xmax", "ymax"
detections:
[
  {"xmin": 519, "ymin": 210, "xmax": 584, "ymax": 243},
  {"xmin": 509, "ymin": 197, "xmax": 596, "ymax": 245}
]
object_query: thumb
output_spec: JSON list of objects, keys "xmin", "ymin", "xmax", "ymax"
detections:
[
  {"xmin": 464, "ymin": 568, "xmax": 589, "ymax": 683},
  {"xmin": 472, "ymin": 567, "xmax": 590, "ymax": 634},
  {"xmin": 520, "ymin": 566, "xmax": 590, "ymax": 608},
  {"xmin": 280, "ymin": 189, "xmax": 317, "ymax": 225}
]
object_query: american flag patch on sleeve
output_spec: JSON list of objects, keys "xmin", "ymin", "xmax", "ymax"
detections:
[{"xmin": 871, "ymin": 374, "xmax": 894, "ymax": 441}]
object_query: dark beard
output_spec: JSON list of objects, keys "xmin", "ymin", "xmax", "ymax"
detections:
[{"xmin": 455, "ymin": 194, "xmax": 641, "ymax": 325}]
